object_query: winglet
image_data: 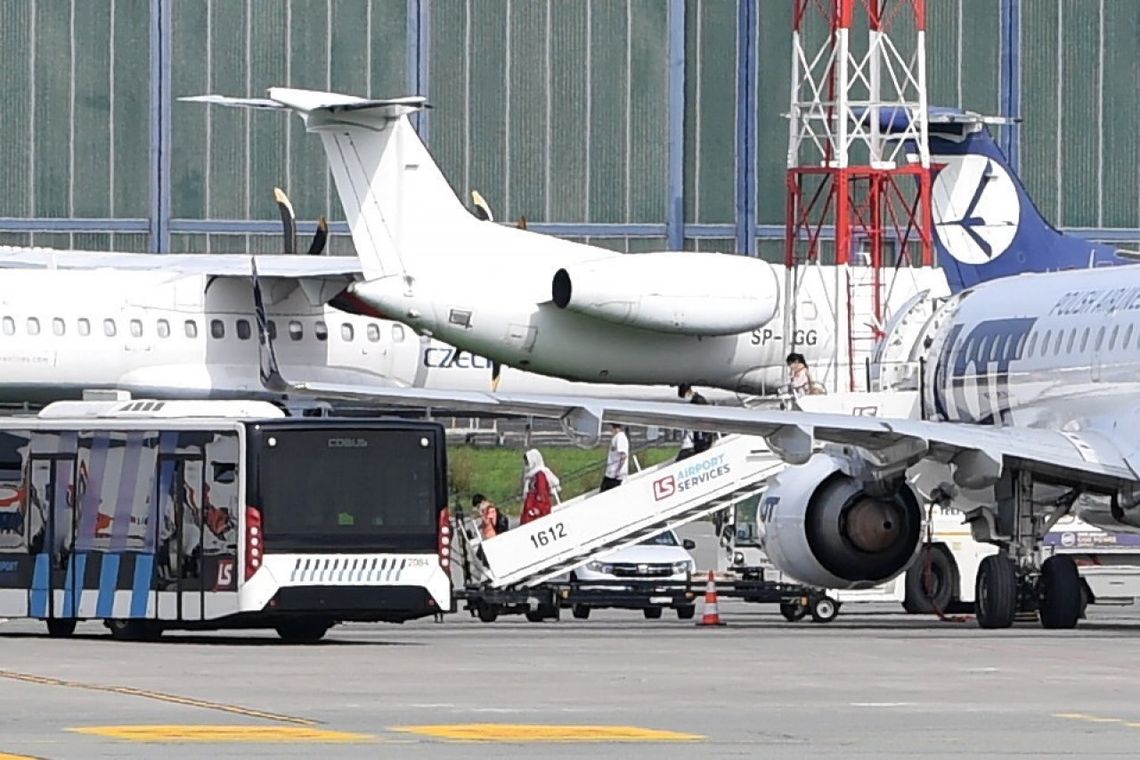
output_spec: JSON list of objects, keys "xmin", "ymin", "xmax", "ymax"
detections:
[{"xmin": 250, "ymin": 258, "xmax": 290, "ymax": 394}]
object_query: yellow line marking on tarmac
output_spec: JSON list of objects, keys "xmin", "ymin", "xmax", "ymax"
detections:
[
  {"xmin": 0, "ymin": 670, "xmax": 315, "ymax": 726},
  {"xmin": 0, "ymin": 753, "xmax": 46, "ymax": 759},
  {"xmin": 392, "ymin": 724, "xmax": 704, "ymax": 743},
  {"xmin": 1054, "ymin": 713, "xmax": 1123, "ymax": 724},
  {"xmin": 68, "ymin": 726, "xmax": 373, "ymax": 743}
]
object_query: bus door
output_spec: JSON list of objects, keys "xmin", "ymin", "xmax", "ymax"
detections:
[
  {"xmin": 155, "ymin": 453, "xmax": 205, "ymax": 621},
  {"xmin": 28, "ymin": 455, "xmax": 77, "ymax": 619}
]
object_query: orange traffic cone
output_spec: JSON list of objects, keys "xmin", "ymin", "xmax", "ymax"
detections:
[{"xmin": 697, "ymin": 570, "xmax": 726, "ymax": 627}]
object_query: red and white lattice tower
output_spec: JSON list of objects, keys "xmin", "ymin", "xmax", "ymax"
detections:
[{"xmin": 785, "ymin": 0, "xmax": 934, "ymax": 392}]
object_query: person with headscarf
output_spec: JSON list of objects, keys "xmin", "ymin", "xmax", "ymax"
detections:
[{"xmin": 521, "ymin": 449, "xmax": 560, "ymax": 524}]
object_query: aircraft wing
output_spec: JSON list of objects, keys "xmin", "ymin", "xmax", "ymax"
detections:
[
  {"xmin": 266, "ymin": 369, "xmax": 1140, "ymax": 488},
  {"xmin": 0, "ymin": 249, "xmax": 362, "ymax": 278}
]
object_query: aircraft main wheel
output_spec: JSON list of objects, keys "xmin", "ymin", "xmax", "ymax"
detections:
[
  {"xmin": 779, "ymin": 602, "xmax": 807, "ymax": 622},
  {"xmin": 46, "ymin": 619, "xmax": 77, "ymax": 638},
  {"xmin": 1038, "ymin": 555, "xmax": 1082, "ymax": 629},
  {"xmin": 975, "ymin": 554, "xmax": 1018, "ymax": 629},
  {"xmin": 810, "ymin": 596, "xmax": 839, "ymax": 623},
  {"xmin": 571, "ymin": 604, "xmax": 591, "ymax": 620},
  {"xmin": 643, "ymin": 607, "xmax": 663, "ymax": 620},
  {"xmin": 903, "ymin": 546, "xmax": 956, "ymax": 614},
  {"xmin": 676, "ymin": 605, "xmax": 696, "ymax": 620}
]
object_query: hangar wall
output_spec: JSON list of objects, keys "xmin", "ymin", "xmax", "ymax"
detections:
[{"xmin": 0, "ymin": 0, "xmax": 1136, "ymax": 258}]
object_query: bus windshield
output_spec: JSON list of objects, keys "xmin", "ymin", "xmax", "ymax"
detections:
[{"xmin": 251, "ymin": 426, "xmax": 443, "ymax": 551}]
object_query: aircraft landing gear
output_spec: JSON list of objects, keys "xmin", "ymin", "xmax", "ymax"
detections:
[{"xmin": 965, "ymin": 470, "xmax": 1085, "ymax": 631}]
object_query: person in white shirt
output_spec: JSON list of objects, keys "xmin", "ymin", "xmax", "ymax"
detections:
[
  {"xmin": 599, "ymin": 423, "xmax": 629, "ymax": 492},
  {"xmin": 786, "ymin": 352, "xmax": 816, "ymax": 396}
]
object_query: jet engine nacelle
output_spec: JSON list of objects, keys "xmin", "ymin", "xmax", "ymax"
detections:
[
  {"xmin": 760, "ymin": 452, "xmax": 923, "ymax": 589},
  {"xmin": 550, "ymin": 252, "xmax": 780, "ymax": 336}
]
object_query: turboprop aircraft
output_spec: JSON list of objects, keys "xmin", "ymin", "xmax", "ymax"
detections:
[{"xmin": 187, "ymin": 88, "xmax": 1133, "ymax": 397}]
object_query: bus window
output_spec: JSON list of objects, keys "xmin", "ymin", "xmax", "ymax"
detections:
[{"xmin": 251, "ymin": 427, "xmax": 441, "ymax": 551}]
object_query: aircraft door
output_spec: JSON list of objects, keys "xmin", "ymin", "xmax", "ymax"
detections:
[
  {"xmin": 155, "ymin": 454, "xmax": 205, "ymax": 621},
  {"xmin": 28, "ymin": 455, "xmax": 78, "ymax": 619}
]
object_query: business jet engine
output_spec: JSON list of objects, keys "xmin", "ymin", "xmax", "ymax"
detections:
[
  {"xmin": 550, "ymin": 251, "xmax": 781, "ymax": 336},
  {"xmin": 759, "ymin": 453, "xmax": 923, "ymax": 589}
]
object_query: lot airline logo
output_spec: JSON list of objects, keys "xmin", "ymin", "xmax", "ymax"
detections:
[{"xmin": 653, "ymin": 453, "xmax": 731, "ymax": 501}]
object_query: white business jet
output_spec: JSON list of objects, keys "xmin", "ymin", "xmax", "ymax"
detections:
[{"xmin": 187, "ymin": 89, "xmax": 950, "ymax": 396}]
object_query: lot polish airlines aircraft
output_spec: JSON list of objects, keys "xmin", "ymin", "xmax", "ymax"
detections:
[{"xmin": 189, "ymin": 89, "xmax": 1130, "ymax": 397}]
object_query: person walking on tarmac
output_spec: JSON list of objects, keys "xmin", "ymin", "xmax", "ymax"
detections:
[
  {"xmin": 521, "ymin": 449, "xmax": 560, "ymax": 525},
  {"xmin": 676, "ymin": 383, "xmax": 713, "ymax": 462},
  {"xmin": 599, "ymin": 423, "xmax": 630, "ymax": 492}
]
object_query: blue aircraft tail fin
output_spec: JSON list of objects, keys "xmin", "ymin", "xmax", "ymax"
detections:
[{"xmin": 880, "ymin": 108, "xmax": 1130, "ymax": 292}]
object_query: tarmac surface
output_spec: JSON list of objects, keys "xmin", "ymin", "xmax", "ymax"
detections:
[{"xmin": 4, "ymin": 600, "xmax": 1140, "ymax": 759}]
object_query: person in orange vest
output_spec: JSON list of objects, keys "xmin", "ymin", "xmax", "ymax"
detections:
[
  {"xmin": 521, "ymin": 449, "xmax": 560, "ymax": 525},
  {"xmin": 474, "ymin": 493, "xmax": 508, "ymax": 539}
]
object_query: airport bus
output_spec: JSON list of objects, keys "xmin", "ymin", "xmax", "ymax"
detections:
[{"xmin": 0, "ymin": 398, "xmax": 452, "ymax": 642}]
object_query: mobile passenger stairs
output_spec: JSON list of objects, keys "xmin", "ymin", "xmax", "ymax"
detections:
[{"xmin": 452, "ymin": 434, "xmax": 834, "ymax": 623}]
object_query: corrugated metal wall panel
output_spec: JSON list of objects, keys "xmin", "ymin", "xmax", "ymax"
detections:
[
  {"xmin": 547, "ymin": 2, "xmax": 590, "ymax": 222},
  {"xmin": 111, "ymin": 0, "xmax": 150, "ymax": 218},
  {"xmin": 684, "ymin": 0, "xmax": 736, "ymax": 226},
  {"xmin": 0, "ymin": 2, "xmax": 33, "ymax": 217},
  {"xmin": 32, "ymin": 2, "xmax": 73, "ymax": 217},
  {"xmin": 1058, "ymin": 0, "xmax": 1099, "ymax": 228},
  {"xmin": 1099, "ymin": 1, "xmax": 1140, "ymax": 228},
  {"xmin": 1020, "ymin": 0, "xmax": 1062, "ymax": 226},
  {"xmin": 754, "ymin": 2, "xmax": 792, "ymax": 230}
]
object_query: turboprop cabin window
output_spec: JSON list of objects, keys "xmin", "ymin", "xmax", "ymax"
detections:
[
  {"xmin": 367, "ymin": 324, "xmax": 380, "ymax": 342},
  {"xmin": 157, "ymin": 319, "xmax": 170, "ymax": 338},
  {"xmin": 210, "ymin": 319, "xmax": 225, "ymax": 339},
  {"xmin": 130, "ymin": 319, "xmax": 143, "ymax": 338},
  {"xmin": 78, "ymin": 318, "xmax": 90, "ymax": 336},
  {"xmin": 184, "ymin": 320, "xmax": 198, "ymax": 338},
  {"xmin": 267, "ymin": 320, "xmax": 277, "ymax": 340},
  {"xmin": 52, "ymin": 318, "xmax": 64, "ymax": 336},
  {"xmin": 1, "ymin": 317, "xmax": 13, "ymax": 336},
  {"xmin": 392, "ymin": 324, "xmax": 405, "ymax": 342},
  {"xmin": 315, "ymin": 321, "xmax": 328, "ymax": 341},
  {"xmin": 104, "ymin": 319, "xmax": 116, "ymax": 337},
  {"xmin": 341, "ymin": 323, "xmax": 354, "ymax": 342},
  {"xmin": 288, "ymin": 321, "xmax": 302, "ymax": 341},
  {"xmin": 236, "ymin": 319, "xmax": 251, "ymax": 340},
  {"xmin": 26, "ymin": 318, "xmax": 39, "ymax": 336}
]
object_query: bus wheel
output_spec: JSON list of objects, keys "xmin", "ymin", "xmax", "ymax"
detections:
[
  {"xmin": 275, "ymin": 620, "xmax": 331, "ymax": 643},
  {"xmin": 477, "ymin": 605, "xmax": 499, "ymax": 623},
  {"xmin": 46, "ymin": 619, "xmax": 77, "ymax": 638},
  {"xmin": 108, "ymin": 619, "xmax": 163, "ymax": 641}
]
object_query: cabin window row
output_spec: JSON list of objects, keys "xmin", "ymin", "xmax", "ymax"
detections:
[
  {"xmin": 1020, "ymin": 323, "xmax": 1136, "ymax": 360},
  {"xmin": 0, "ymin": 317, "xmax": 407, "ymax": 344}
]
